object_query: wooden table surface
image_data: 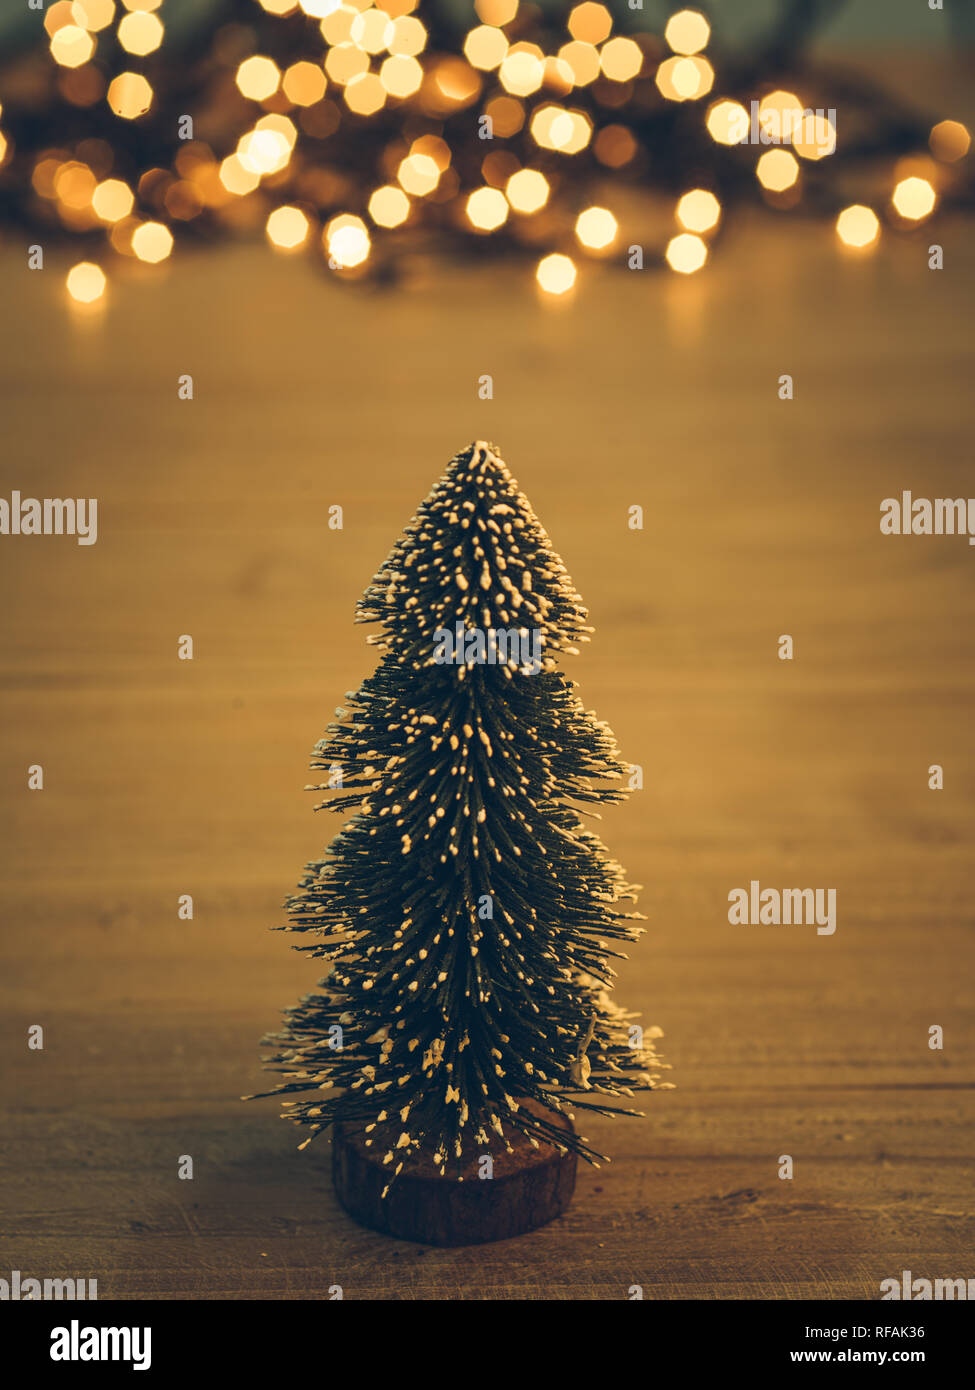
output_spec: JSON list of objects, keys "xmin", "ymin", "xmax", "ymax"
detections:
[{"xmin": 1, "ymin": 203, "xmax": 973, "ymax": 1299}]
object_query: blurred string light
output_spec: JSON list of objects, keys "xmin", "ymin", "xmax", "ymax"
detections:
[
  {"xmin": 892, "ymin": 176, "xmax": 937, "ymax": 220},
  {"xmin": 0, "ymin": 0, "xmax": 966, "ymax": 306},
  {"xmin": 50, "ymin": 24, "xmax": 95, "ymax": 67},
  {"xmin": 236, "ymin": 55, "xmax": 281, "ymax": 101},
  {"xmin": 757, "ymin": 148, "xmax": 800, "ymax": 193},
  {"xmin": 131, "ymin": 219, "xmax": 173, "ymax": 262},
  {"xmin": 466, "ymin": 185, "xmax": 508, "ymax": 231},
  {"xmin": 665, "ymin": 232, "xmax": 707, "ymax": 274},
  {"xmin": 267, "ymin": 204, "xmax": 311, "ymax": 248},
  {"xmin": 506, "ymin": 168, "xmax": 548, "ymax": 214},
  {"xmin": 66, "ymin": 259, "xmax": 106, "ymax": 302},
  {"xmin": 836, "ymin": 204, "xmax": 879, "ymax": 249},
  {"xmin": 536, "ymin": 251, "xmax": 576, "ymax": 295},
  {"xmin": 325, "ymin": 212, "xmax": 371, "ymax": 267},
  {"xmin": 575, "ymin": 205, "xmax": 617, "ymax": 252},
  {"xmin": 117, "ymin": 11, "xmax": 163, "ymax": 56},
  {"xmin": 369, "ymin": 183, "xmax": 410, "ymax": 226},
  {"xmin": 676, "ymin": 189, "xmax": 720, "ymax": 234},
  {"xmin": 664, "ymin": 10, "xmax": 710, "ymax": 56},
  {"xmin": 92, "ymin": 177, "xmax": 133, "ymax": 221},
  {"xmin": 929, "ymin": 119, "xmax": 970, "ymax": 163}
]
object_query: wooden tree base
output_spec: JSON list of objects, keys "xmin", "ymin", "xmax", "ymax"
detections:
[{"xmin": 332, "ymin": 1099, "xmax": 577, "ymax": 1246}]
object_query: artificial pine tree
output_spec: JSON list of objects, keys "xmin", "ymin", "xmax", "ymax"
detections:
[{"xmin": 258, "ymin": 441, "xmax": 666, "ymax": 1237}]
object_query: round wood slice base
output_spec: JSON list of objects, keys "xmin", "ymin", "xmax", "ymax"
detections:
[{"xmin": 332, "ymin": 1099, "xmax": 577, "ymax": 1246}]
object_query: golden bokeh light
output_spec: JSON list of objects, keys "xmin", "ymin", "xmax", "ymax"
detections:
[
  {"xmin": 665, "ymin": 8, "xmax": 710, "ymax": 55},
  {"xmin": 665, "ymin": 232, "xmax": 707, "ymax": 273},
  {"xmin": 557, "ymin": 40, "xmax": 599, "ymax": 86},
  {"xmin": 536, "ymin": 252, "xmax": 576, "ymax": 295},
  {"xmin": 835, "ymin": 204, "xmax": 879, "ymax": 249},
  {"xmin": 464, "ymin": 25, "xmax": 508, "ymax": 71},
  {"xmin": 758, "ymin": 90, "xmax": 803, "ymax": 143},
  {"xmin": 756, "ymin": 148, "xmax": 799, "ymax": 192},
  {"xmin": 92, "ymin": 177, "xmax": 134, "ymax": 221},
  {"xmin": 45, "ymin": 2, "xmax": 76, "ymax": 37},
  {"xmin": 655, "ymin": 54, "xmax": 712, "ymax": 101},
  {"xmin": 66, "ymin": 260, "xmax": 106, "ymax": 303},
  {"xmin": 530, "ymin": 105, "xmax": 591, "ymax": 154},
  {"xmin": 575, "ymin": 205, "xmax": 617, "ymax": 251},
  {"xmin": 474, "ymin": 0, "xmax": 518, "ymax": 24},
  {"xmin": 238, "ymin": 127, "xmax": 291, "ymax": 176},
  {"xmin": 58, "ymin": 66, "xmax": 107, "ymax": 109},
  {"xmin": 431, "ymin": 57, "xmax": 481, "ymax": 107},
  {"xmin": 50, "ymin": 24, "xmax": 95, "ymax": 67},
  {"xmin": 567, "ymin": 3, "xmax": 611, "ymax": 45},
  {"xmin": 0, "ymin": 133, "xmax": 8, "ymax": 167},
  {"xmin": 121, "ymin": 0, "xmax": 162, "ymax": 10},
  {"xmin": 929, "ymin": 119, "xmax": 970, "ymax": 163},
  {"xmin": 411, "ymin": 134, "xmax": 451, "ymax": 170},
  {"xmin": 320, "ymin": 5, "xmax": 358, "ymax": 45},
  {"xmin": 387, "ymin": 15, "xmax": 426, "ymax": 57},
  {"xmin": 397, "ymin": 152, "xmax": 440, "ymax": 195},
  {"xmin": 484, "ymin": 95, "xmax": 524, "ymax": 137},
  {"xmin": 482, "ymin": 150, "xmax": 519, "ymax": 187},
  {"xmin": 109, "ymin": 215, "xmax": 139, "ymax": 255},
  {"xmin": 236, "ymin": 56, "xmax": 281, "ymax": 102},
  {"xmin": 325, "ymin": 213, "xmax": 371, "ymax": 268},
  {"xmin": 600, "ymin": 37, "xmax": 642, "ymax": 83},
  {"xmin": 118, "ymin": 10, "xmax": 163, "ymax": 55},
  {"xmin": 54, "ymin": 161, "xmax": 96, "ymax": 208},
  {"xmin": 466, "ymin": 186, "xmax": 509, "ymax": 231},
  {"xmin": 791, "ymin": 111, "xmax": 836, "ymax": 160},
  {"xmin": 594, "ymin": 123, "xmax": 637, "ymax": 167},
  {"xmin": 542, "ymin": 54, "xmax": 574, "ymax": 95},
  {"xmin": 380, "ymin": 54, "xmax": 423, "ymax": 97},
  {"xmin": 344, "ymin": 72, "xmax": 386, "ymax": 116},
  {"xmin": 505, "ymin": 168, "xmax": 548, "ymax": 213},
  {"xmin": 706, "ymin": 98, "xmax": 748, "ymax": 145},
  {"xmin": 368, "ymin": 184, "xmax": 410, "ymax": 226},
  {"xmin": 71, "ymin": 0, "xmax": 116, "ymax": 31},
  {"xmin": 753, "ymin": 91, "xmax": 836, "ymax": 160},
  {"xmin": 32, "ymin": 157, "xmax": 63, "ymax": 199},
  {"xmin": 325, "ymin": 44, "xmax": 370, "ymax": 86},
  {"xmin": 351, "ymin": 9, "xmax": 393, "ymax": 53},
  {"xmin": 676, "ymin": 188, "xmax": 720, "ymax": 233},
  {"xmin": 892, "ymin": 176, "xmax": 936, "ymax": 220},
  {"xmin": 266, "ymin": 205, "xmax": 310, "ymax": 249},
  {"xmin": 282, "ymin": 61, "xmax": 327, "ymax": 106},
  {"xmin": 107, "ymin": 72, "xmax": 153, "ymax": 119},
  {"xmin": 499, "ymin": 45, "xmax": 545, "ymax": 97},
  {"xmin": 218, "ymin": 153, "xmax": 260, "ymax": 196},
  {"xmin": 164, "ymin": 180, "xmax": 203, "ymax": 221},
  {"xmin": 256, "ymin": 112, "xmax": 297, "ymax": 145},
  {"xmin": 131, "ymin": 220, "xmax": 173, "ymax": 262}
]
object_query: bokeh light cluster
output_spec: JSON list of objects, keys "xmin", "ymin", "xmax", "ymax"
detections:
[{"xmin": 0, "ymin": 1, "xmax": 968, "ymax": 307}]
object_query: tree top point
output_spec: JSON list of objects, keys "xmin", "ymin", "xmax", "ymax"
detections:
[{"xmin": 357, "ymin": 440, "xmax": 592, "ymax": 664}]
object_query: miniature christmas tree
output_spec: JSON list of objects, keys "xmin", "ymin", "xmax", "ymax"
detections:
[{"xmin": 259, "ymin": 441, "xmax": 665, "ymax": 1206}]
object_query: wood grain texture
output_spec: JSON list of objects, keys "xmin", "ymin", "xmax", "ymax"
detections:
[{"xmin": 1, "ymin": 172, "xmax": 974, "ymax": 1298}]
